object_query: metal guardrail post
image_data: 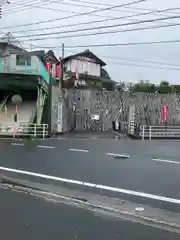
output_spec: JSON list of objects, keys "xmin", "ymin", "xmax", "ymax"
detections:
[
  {"xmin": 34, "ymin": 124, "xmax": 37, "ymax": 137},
  {"xmin": 149, "ymin": 126, "xmax": 152, "ymax": 140},
  {"xmin": 142, "ymin": 125, "xmax": 144, "ymax": 140},
  {"xmin": 43, "ymin": 124, "xmax": 46, "ymax": 139}
]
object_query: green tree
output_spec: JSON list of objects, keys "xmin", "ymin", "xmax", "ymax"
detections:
[{"xmin": 158, "ymin": 81, "xmax": 172, "ymax": 93}]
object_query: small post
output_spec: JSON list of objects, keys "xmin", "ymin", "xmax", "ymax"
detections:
[
  {"xmin": 11, "ymin": 94, "xmax": 22, "ymax": 138},
  {"xmin": 5, "ymin": 105, "xmax": 7, "ymax": 130},
  {"xmin": 34, "ymin": 124, "xmax": 36, "ymax": 137},
  {"xmin": 165, "ymin": 120, "xmax": 167, "ymax": 136},
  {"xmin": 43, "ymin": 124, "xmax": 45, "ymax": 139},
  {"xmin": 142, "ymin": 125, "xmax": 144, "ymax": 140},
  {"xmin": 149, "ymin": 125, "xmax": 152, "ymax": 140},
  {"xmin": 13, "ymin": 123, "xmax": 16, "ymax": 139}
]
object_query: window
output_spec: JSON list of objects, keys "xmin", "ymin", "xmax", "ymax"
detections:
[
  {"xmin": 16, "ymin": 55, "xmax": 31, "ymax": 66},
  {"xmin": 26, "ymin": 56, "xmax": 31, "ymax": 66}
]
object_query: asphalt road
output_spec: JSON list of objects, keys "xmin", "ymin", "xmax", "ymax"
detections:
[
  {"xmin": 0, "ymin": 186, "xmax": 179, "ymax": 240},
  {"xmin": 0, "ymin": 137, "xmax": 180, "ymax": 210}
]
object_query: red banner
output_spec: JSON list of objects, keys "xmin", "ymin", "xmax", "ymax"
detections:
[
  {"xmin": 56, "ymin": 64, "xmax": 61, "ymax": 78},
  {"xmin": 45, "ymin": 62, "xmax": 51, "ymax": 73},
  {"xmin": 161, "ymin": 104, "xmax": 168, "ymax": 121}
]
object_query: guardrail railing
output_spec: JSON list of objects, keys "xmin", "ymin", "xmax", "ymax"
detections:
[
  {"xmin": 140, "ymin": 125, "xmax": 180, "ymax": 140},
  {"xmin": 0, "ymin": 122, "xmax": 48, "ymax": 138}
]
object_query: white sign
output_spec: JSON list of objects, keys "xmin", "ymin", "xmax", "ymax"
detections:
[
  {"xmin": 76, "ymin": 56, "xmax": 96, "ymax": 64},
  {"xmin": 91, "ymin": 114, "xmax": 100, "ymax": 120},
  {"xmin": 78, "ymin": 80, "xmax": 86, "ymax": 86},
  {"xmin": 57, "ymin": 102, "xmax": 63, "ymax": 133}
]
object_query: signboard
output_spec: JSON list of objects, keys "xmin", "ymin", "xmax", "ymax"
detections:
[
  {"xmin": 10, "ymin": 68, "xmax": 39, "ymax": 75},
  {"xmin": 57, "ymin": 101, "xmax": 63, "ymax": 133},
  {"xmin": 76, "ymin": 56, "xmax": 97, "ymax": 64},
  {"xmin": 161, "ymin": 104, "xmax": 168, "ymax": 121},
  {"xmin": 91, "ymin": 114, "xmax": 100, "ymax": 120}
]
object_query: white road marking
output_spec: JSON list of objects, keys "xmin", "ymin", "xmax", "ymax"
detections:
[
  {"xmin": 0, "ymin": 138, "xmax": 23, "ymax": 140},
  {"xmin": 11, "ymin": 143, "xmax": 24, "ymax": 146},
  {"xmin": 106, "ymin": 153, "xmax": 130, "ymax": 158},
  {"xmin": 152, "ymin": 158, "xmax": 180, "ymax": 164},
  {"xmin": 69, "ymin": 148, "xmax": 89, "ymax": 153},
  {"xmin": 37, "ymin": 145, "xmax": 55, "ymax": 149},
  {"xmin": 0, "ymin": 165, "xmax": 180, "ymax": 204}
]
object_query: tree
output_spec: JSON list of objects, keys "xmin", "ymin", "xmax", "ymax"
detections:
[
  {"xmin": 132, "ymin": 80, "xmax": 156, "ymax": 93},
  {"xmin": 158, "ymin": 81, "xmax": 172, "ymax": 93}
]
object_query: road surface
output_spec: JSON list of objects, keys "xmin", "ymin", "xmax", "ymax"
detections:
[
  {"xmin": 0, "ymin": 135, "xmax": 180, "ymax": 211},
  {"xmin": 0, "ymin": 185, "xmax": 180, "ymax": 240}
]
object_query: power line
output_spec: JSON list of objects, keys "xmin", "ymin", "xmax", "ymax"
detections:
[
  {"xmin": 4, "ymin": 0, "xmax": 155, "ymax": 17},
  {"xmin": 106, "ymin": 60, "xmax": 180, "ymax": 71},
  {"xmin": 2, "ymin": 0, "xmax": 146, "ymax": 29},
  {"xmin": 15, "ymin": 14, "xmax": 180, "ymax": 39},
  {"xmin": 3, "ymin": 0, "xmax": 157, "ymax": 25},
  {"xmin": 68, "ymin": 0, "xmax": 180, "ymax": 16},
  {"xmin": 68, "ymin": 48, "xmax": 180, "ymax": 68},
  {"xmin": 127, "ymin": 6, "xmax": 180, "ymax": 15},
  {"xmin": 101, "ymin": 55, "xmax": 180, "ymax": 67},
  {"xmin": 5, "ymin": 0, "xmax": 60, "ymax": 11},
  {"xmin": 3, "ymin": 0, "xmax": 114, "ymax": 20},
  {"xmin": 15, "ymin": 22, "xmax": 180, "ymax": 43},
  {"xmin": 3, "ymin": 0, "xmax": 50, "ymax": 14},
  {"xmin": 59, "ymin": 49, "xmax": 180, "ymax": 71},
  {"xmin": 10, "ymin": 6, "xmax": 180, "ymax": 35},
  {"xmin": 33, "ymin": 39, "xmax": 180, "ymax": 49}
]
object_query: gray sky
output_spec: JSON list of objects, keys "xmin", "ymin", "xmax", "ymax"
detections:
[{"xmin": 1, "ymin": 0, "xmax": 180, "ymax": 84}]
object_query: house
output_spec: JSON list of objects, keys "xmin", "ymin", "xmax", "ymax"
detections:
[
  {"xmin": 62, "ymin": 49, "xmax": 116, "ymax": 90},
  {"xmin": 0, "ymin": 33, "xmax": 61, "ymax": 89}
]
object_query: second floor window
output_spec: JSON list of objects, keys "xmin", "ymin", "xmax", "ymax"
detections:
[{"xmin": 16, "ymin": 55, "xmax": 31, "ymax": 66}]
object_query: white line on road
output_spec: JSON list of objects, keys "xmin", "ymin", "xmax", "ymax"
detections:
[
  {"xmin": 11, "ymin": 143, "xmax": 24, "ymax": 146},
  {"xmin": 37, "ymin": 145, "xmax": 55, "ymax": 149},
  {"xmin": 0, "ymin": 165, "xmax": 180, "ymax": 204},
  {"xmin": 69, "ymin": 148, "xmax": 89, "ymax": 153},
  {"xmin": 0, "ymin": 138, "xmax": 23, "ymax": 140},
  {"xmin": 106, "ymin": 153, "xmax": 130, "ymax": 158},
  {"xmin": 152, "ymin": 158, "xmax": 180, "ymax": 164}
]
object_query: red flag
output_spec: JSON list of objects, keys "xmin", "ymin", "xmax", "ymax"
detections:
[
  {"xmin": 74, "ymin": 60, "xmax": 79, "ymax": 87},
  {"xmin": 56, "ymin": 64, "xmax": 61, "ymax": 77},
  {"xmin": 46, "ymin": 62, "xmax": 50, "ymax": 73}
]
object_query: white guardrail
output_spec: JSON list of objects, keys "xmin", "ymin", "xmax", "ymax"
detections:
[
  {"xmin": 140, "ymin": 125, "xmax": 180, "ymax": 140},
  {"xmin": 0, "ymin": 122, "xmax": 48, "ymax": 138}
]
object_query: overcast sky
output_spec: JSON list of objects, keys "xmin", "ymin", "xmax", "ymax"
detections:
[{"xmin": 1, "ymin": 0, "xmax": 180, "ymax": 84}]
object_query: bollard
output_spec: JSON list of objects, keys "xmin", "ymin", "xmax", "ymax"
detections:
[
  {"xmin": 34, "ymin": 124, "xmax": 37, "ymax": 137},
  {"xmin": 149, "ymin": 126, "xmax": 152, "ymax": 140},
  {"xmin": 142, "ymin": 125, "xmax": 145, "ymax": 140}
]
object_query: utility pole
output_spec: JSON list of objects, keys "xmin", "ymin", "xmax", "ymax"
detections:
[
  {"xmin": 48, "ymin": 70, "xmax": 52, "ymax": 137},
  {"xmin": 60, "ymin": 43, "xmax": 64, "ymax": 89}
]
